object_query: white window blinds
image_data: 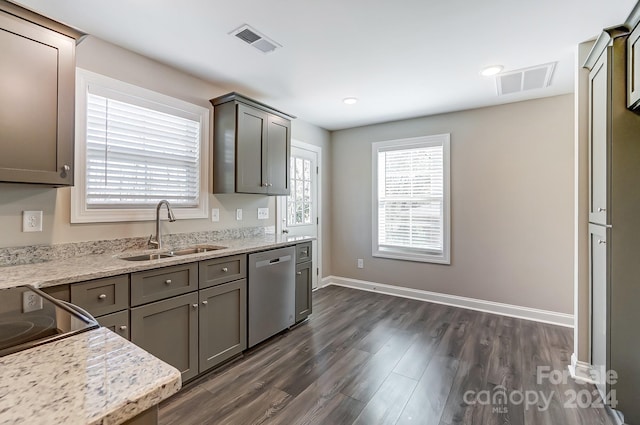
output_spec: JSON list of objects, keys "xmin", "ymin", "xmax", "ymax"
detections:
[
  {"xmin": 85, "ymin": 91, "xmax": 201, "ymax": 209},
  {"xmin": 373, "ymin": 134, "xmax": 450, "ymax": 264}
]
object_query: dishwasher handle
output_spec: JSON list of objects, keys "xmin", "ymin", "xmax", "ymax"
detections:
[{"xmin": 255, "ymin": 255, "xmax": 292, "ymax": 268}]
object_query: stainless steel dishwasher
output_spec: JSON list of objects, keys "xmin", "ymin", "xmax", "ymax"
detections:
[{"xmin": 247, "ymin": 246, "xmax": 295, "ymax": 348}]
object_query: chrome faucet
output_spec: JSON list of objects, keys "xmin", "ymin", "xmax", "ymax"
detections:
[{"xmin": 148, "ymin": 200, "xmax": 176, "ymax": 249}]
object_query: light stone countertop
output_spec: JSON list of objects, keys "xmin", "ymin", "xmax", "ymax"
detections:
[
  {"xmin": 0, "ymin": 327, "xmax": 181, "ymax": 425},
  {"xmin": 0, "ymin": 234, "xmax": 313, "ymax": 291}
]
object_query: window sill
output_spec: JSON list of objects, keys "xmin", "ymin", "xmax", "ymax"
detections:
[{"xmin": 373, "ymin": 249, "xmax": 450, "ymax": 265}]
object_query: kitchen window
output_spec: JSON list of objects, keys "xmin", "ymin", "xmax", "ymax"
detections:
[
  {"xmin": 71, "ymin": 69, "xmax": 209, "ymax": 223},
  {"xmin": 372, "ymin": 134, "xmax": 450, "ymax": 264}
]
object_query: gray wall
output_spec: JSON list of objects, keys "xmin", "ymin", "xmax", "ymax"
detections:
[
  {"xmin": 0, "ymin": 36, "xmax": 331, "ymax": 273},
  {"xmin": 330, "ymin": 94, "xmax": 575, "ymax": 314}
]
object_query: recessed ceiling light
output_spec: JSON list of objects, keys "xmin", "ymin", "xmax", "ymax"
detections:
[
  {"xmin": 481, "ymin": 65, "xmax": 504, "ymax": 76},
  {"xmin": 343, "ymin": 97, "xmax": 358, "ymax": 105}
]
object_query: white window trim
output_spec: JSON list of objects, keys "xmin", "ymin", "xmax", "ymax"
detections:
[
  {"xmin": 371, "ymin": 134, "xmax": 451, "ymax": 264},
  {"xmin": 71, "ymin": 68, "xmax": 209, "ymax": 223}
]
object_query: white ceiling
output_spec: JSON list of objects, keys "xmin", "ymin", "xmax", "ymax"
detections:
[{"xmin": 12, "ymin": 0, "xmax": 637, "ymax": 130}]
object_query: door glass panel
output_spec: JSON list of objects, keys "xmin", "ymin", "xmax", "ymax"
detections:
[{"xmin": 287, "ymin": 155, "xmax": 313, "ymax": 227}]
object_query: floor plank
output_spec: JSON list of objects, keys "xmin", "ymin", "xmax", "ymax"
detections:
[{"xmin": 158, "ymin": 286, "xmax": 619, "ymax": 425}]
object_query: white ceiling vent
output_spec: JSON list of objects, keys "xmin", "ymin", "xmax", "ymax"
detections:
[
  {"xmin": 496, "ymin": 62, "xmax": 556, "ymax": 95},
  {"xmin": 229, "ymin": 24, "xmax": 281, "ymax": 54}
]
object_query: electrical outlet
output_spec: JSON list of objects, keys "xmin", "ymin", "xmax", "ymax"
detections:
[
  {"xmin": 258, "ymin": 207, "xmax": 269, "ymax": 219},
  {"xmin": 357, "ymin": 259, "xmax": 364, "ymax": 269},
  {"xmin": 22, "ymin": 211, "xmax": 43, "ymax": 232},
  {"xmin": 22, "ymin": 291, "xmax": 43, "ymax": 313},
  {"xmin": 236, "ymin": 208, "xmax": 243, "ymax": 221},
  {"xmin": 211, "ymin": 208, "xmax": 220, "ymax": 222}
]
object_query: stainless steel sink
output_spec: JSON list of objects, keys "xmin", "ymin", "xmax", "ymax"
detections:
[
  {"xmin": 120, "ymin": 245, "xmax": 226, "ymax": 261},
  {"xmin": 121, "ymin": 253, "xmax": 175, "ymax": 261},
  {"xmin": 169, "ymin": 245, "xmax": 226, "ymax": 256}
]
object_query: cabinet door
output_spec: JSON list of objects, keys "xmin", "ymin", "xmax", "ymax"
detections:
[
  {"xmin": 295, "ymin": 261, "xmax": 312, "ymax": 323},
  {"xmin": 266, "ymin": 114, "xmax": 291, "ymax": 195},
  {"xmin": 628, "ymin": 24, "xmax": 640, "ymax": 109},
  {"xmin": 236, "ymin": 103, "xmax": 268, "ymax": 194},
  {"xmin": 588, "ymin": 48, "xmax": 611, "ymax": 226},
  {"xmin": 198, "ymin": 279, "xmax": 247, "ymax": 373},
  {"xmin": 97, "ymin": 310, "xmax": 130, "ymax": 340},
  {"xmin": 70, "ymin": 275, "xmax": 129, "ymax": 317},
  {"xmin": 0, "ymin": 11, "xmax": 74, "ymax": 185},
  {"xmin": 131, "ymin": 292, "xmax": 199, "ymax": 382},
  {"xmin": 589, "ymin": 223, "xmax": 609, "ymax": 398}
]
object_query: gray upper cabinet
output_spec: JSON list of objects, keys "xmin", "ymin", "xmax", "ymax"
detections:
[
  {"xmin": 211, "ymin": 92, "xmax": 294, "ymax": 196},
  {"xmin": 627, "ymin": 22, "xmax": 640, "ymax": 109},
  {"xmin": 588, "ymin": 47, "xmax": 611, "ymax": 226},
  {"xmin": 0, "ymin": 1, "xmax": 81, "ymax": 186}
]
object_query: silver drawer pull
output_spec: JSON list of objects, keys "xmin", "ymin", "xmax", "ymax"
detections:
[
  {"xmin": 119, "ymin": 325, "xmax": 127, "ymax": 331},
  {"xmin": 296, "ymin": 271, "xmax": 302, "ymax": 275},
  {"xmin": 202, "ymin": 300, "xmax": 208, "ymax": 305},
  {"xmin": 598, "ymin": 208, "xmax": 607, "ymax": 212},
  {"xmin": 222, "ymin": 267, "xmax": 228, "ymax": 272},
  {"xmin": 98, "ymin": 294, "xmax": 107, "ymax": 300},
  {"xmin": 165, "ymin": 279, "xmax": 172, "ymax": 285},
  {"xmin": 598, "ymin": 239, "xmax": 607, "ymax": 245},
  {"xmin": 192, "ymin": 304, "xmax": 198, "ymax": 309}
]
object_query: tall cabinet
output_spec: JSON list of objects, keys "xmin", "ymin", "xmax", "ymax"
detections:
[{"xmin": 585, "ymin": 27, "xmax": 640, "ymax": 423}]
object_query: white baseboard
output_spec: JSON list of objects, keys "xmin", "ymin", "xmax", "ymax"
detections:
[
  {"xmin": 568, "ymin": 352, "xmax": 598, "ymax": 384},
  {"xmin": 320, "ymin": 275, "xmax": 574, "ymax": 328}
]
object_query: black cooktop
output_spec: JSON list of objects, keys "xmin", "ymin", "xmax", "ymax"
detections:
[{"xmin": 0, "ymin": 285, "xmax": 98, "ymax": 357}]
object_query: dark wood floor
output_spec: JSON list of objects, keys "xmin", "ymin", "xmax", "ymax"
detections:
[{"xmin": 159, "ymin": 286, "xmax": 618, "ymax": 425}]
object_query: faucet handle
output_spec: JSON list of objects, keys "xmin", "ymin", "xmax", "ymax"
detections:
[{"xmin": 148, "ymin": 234, "xmax": 159, "ymax": 249}]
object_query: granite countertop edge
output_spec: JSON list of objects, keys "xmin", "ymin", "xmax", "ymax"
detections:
[{"xmin": 0, "ymin": 235, "xmax": 314, "ymax": 291}]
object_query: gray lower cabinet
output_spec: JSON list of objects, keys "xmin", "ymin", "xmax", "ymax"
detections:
[
  {"xmin": 97, "ymin": 310, "xmax": 130, "ymax": 340},
  {"xmin": 295, "ymin": 261, "xmax": 312, "ymax": 323},
  {"xmin": 589, "ymin": 224, "xmax": 609, "ymax": 398},
  {"xmin": 198, "ymin": 279, "xmax": 246, "ymax": 373},
  {"xmin": 131, "ymin": 292, "xmax": 199, "ymax": 382}
]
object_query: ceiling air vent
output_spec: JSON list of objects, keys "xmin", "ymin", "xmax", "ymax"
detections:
[
  {"xmin": 230, "ymin": 24, "xmax": 281, "ymax": 54},
  {"xmin": 496, "ymin": 62, "xmax": 556, "ymax": 95}
]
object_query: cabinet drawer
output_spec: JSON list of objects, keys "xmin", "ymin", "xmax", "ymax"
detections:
[
  {"xmin": 199, "ymin": 255, "xmax": 246, "ymax": 289},
  {"xmin": 70, "ymin": 275, "xmax": 129, "ymax": 317},
  {"xmin": 131, "ymin": 263, "xmax": 198, "ymax": 306},
  {"xmin": 41, "ymin": 284, "xmax": 70, "ymax": 302},
  {"xmin": 296, "ymin": 242, "xmax": 312, "ymax": 264},
  {"xmin": 97, "ymin": 310, "xmax": 130, "ymax": 340}
]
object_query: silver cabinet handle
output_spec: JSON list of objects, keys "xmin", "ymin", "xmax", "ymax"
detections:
[
  {"xmin": 119, "ymin": 325, "xmax": 127, "ymax": 331},
  {"xmin": 598, "ymin": 240, "xmax": 607, "ymax": 245},
  {"xmin": 202, "ymin": 300, "xmax": 208, "ymax": 305},
  {"xmin": 268, "ymin": 183, "xmax": 273, "ymax": 187},
  {"xmin": 192, "ymin": 304, "xmax": 198, "ymax": 309},
  {"xmin": 296, "ymin": 271, "xmax": 302, "ymax": 275},
  {"xmin": 165, "ymin": 279, "xmax": 172, "ymax": 285},
  {"xmin": 598, "ymin": 208, "xmax": 606, "ymax": 212},
  {"xmin": 98, "ymin": 294, "xmax": 107, "ymax": 300},
  {"xmin": 222, "ymin": 267, "xmax": 228, "ymax": 272},
  {"xmin": 62, "ymin": 165, "xmax": 71, "ymax": 172},
  {"xmin": 262, "ymin": 183, "xmax": 269, "ymax": 187}
]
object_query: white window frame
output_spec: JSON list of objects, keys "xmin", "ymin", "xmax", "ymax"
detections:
[
  {"xmin": 71, "ymin": 68, "xmax": 209, "ymax": 223},
  {"xmin": 372, "ymin": 134, "xmax": 451, "ymax": 264}
]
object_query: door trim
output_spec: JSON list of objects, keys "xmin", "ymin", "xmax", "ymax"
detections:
[{"xmin": 276, "ymin": 139, "xmax": 322, "ymax": 286}]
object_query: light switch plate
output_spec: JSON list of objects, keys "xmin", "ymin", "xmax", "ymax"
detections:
[
  {"xmin": 23, "ymin": 211, "xmax": 43, "ymax": 232},
  {"xmin": 258, "ymin": 207, "xmax": 269, "ymax": 219},
  {"xmin": 211, "ymin": 208, "xmax": 220, "ymax": 222},
  {"xmin": 236, "ymin": 208, "xmax": 243, "ymax": 221},
  {"xmin": 357, "ymin": 259, "xmax": 364, "ymax": 269}
]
